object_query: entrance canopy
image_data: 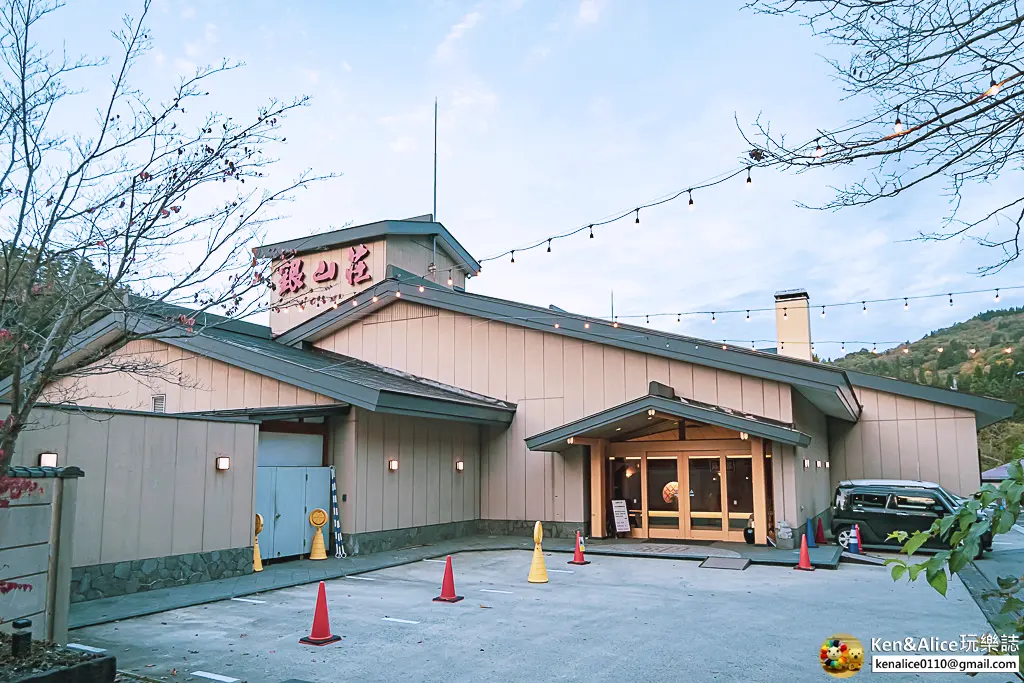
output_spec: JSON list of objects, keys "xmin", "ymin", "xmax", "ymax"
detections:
[{"xmin": 525, "ymin": 381, "xmax": 811, "ymax": 452}]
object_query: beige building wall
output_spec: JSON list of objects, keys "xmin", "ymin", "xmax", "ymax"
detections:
[
  {"xmin": 784, "ymin": 392, "xmax": 832, "ymax": 527},
  {"xmin": 385, "ymin": 234, "xmax": 468, "ymax": 290},
  {"xmin": 329, "ymin": 407, "xmax": 480, "ymax": 534},
  {"xmin": 316, "ymin": 301, "xmax": 795, "ymax": 523},
  {"xmin": 269, "ymin": 238, "xmax": 387, "ymax": 335},
  {"xmin": 7, "ymin": 407, "xmax": 258, "ymax": 567},
  {"xmin": 42, "ymin": 338, "xmax": 336, "ymax": 412},
  {"xmin": 828, "ymin": 386, "xmax": 981, "ymax": 496}
]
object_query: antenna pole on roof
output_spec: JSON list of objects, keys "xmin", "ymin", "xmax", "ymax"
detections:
[
  {"xmin": 611, "ymin": 290, "xmax": 614, "ymax": 321},
  {"xmin": 433, "ymin": 97, "xmax": 438, "ymax": 221}
]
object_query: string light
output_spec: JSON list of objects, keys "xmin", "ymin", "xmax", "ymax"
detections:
[
  {"xmin": 841, "ymin": 342, "xmax": 846, "ymax": 352},
  {"xmin": 281, "ymin": 306, "xmax": 290, "ymax": 314},
  {"xmin": 332, "ymin": 301, "xmax": 339, "ymax": 309},
  {"xmin": 986, "ymin": 70, "xmax": 1001, "ymax": 97},
  {"xmin": 746, "ymin": 167, "xmax": 752, "ymax": 186},
  {"xmin": 351, "ymin": 300, "xmax": 358, "ymax": 307},
  {"xmin": 510, "ymin": 250, "xmax": 515, "ymax": 264},
  {"xmin": 969, "ymin": 347, "xmax": 977, "ymax": 354},
  {"xmin": 395, "ymin": 290, "xmax": 402, "ymax": 298},
  {"xmin": 676, "ymin": 314, "xmax": 681, "ymax": 323},
  {"xmin": 418, "ymin": 285, "xmax": 425, "ymax": 292},
  {"xmin": 711, "ymin": 312, "xmax": 716, "ymax": 324},
  {"xmin": 902, "ymin": 342, "xmax": 910, "ymax": 354},
  {"xmin": 547, "ymin": 239, "xmax": 552, "ymax": 253},
  {"xmin": 447, "ymin": 274, "xmax": 454, "ymax": 286},
  {"xmin": 1006, "ymin": 347, "xmax": 1014, "ymax": 354},
  {"xmin": 584, "ymin": 322, "xmax": 590, "ymax": 329},
  {"xmin": 937, "ymin": 347, "xmax": 944, "ymax": 353},
  {"xmin": 554, "ymin": 323, "xmax": 560, "ymax": 329},
  {"xmin": 745, "ymin": 310, "xmax": 750, "ymax": 321},
  {"xmin": 949, "ymin": 293, "xmax": 953, "ymax": 306},
  {"xmin": 783, "ymin": 307, "xmax": 788, "ymax": 320},
  {"xmin": 862, "ymin": 301, "xmax": 867, "ymax": 313},
  {"xmin": 995, "ymin": 288, "xmax": 1001, "ymax": 302},
  {"xmin": 687, "ymin": 190, "xmax": 694, "ymax": 210},
  {"xmin": 813, "ymin": 138, "xmax": 824, "ymax": 158},
  {"xmin": 372, "ymin": 295, "xmax": 379, "ymax": 303},
  {"xmin": 646, "ymin": 315, "xmax": 650, "ymax": 324},
  {"xmin": 613, "ymin": 321, "xmax": 619, "ymax": 328},
  {"xmin": 893, "ymin": 107, "xmax": 903, "ymax": 134},
  {"xmin": 904, "ymin": 298, "xmax": 909, "ymax": 311},
  {"xmin": 780, "ymin": 341, "xmax": 785, "ymax": 351},
  {"xmin": 821, "ymin": 306, "xmax": 826, "ymax": 318},
  {"xmin": 589, "ymin": 225, "xmax": 594, "ymax": 239},
  {"xmin": 635, "ymin": 209, "xmax": 640, "ymax": 225},
  {"xmin": 872, "ymin": 343, "xmax": 878, "ymax": 354}
]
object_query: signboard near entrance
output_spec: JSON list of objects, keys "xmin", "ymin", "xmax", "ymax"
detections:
[{"xmin": 611, "ymin": 500, "xmax": 631, "ymax": 533}]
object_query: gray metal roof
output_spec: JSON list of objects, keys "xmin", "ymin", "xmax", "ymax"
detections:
[
  {"xmin": 277, "ymin": 268, "xmax": 862, "ymax": 422},
  {"xmin": 251, "ymin": 216, "xmax": 481, "ymax": 273},
  {"xmin": 525, "ymin": 383, "xmax": 811, "ymax": 452}
]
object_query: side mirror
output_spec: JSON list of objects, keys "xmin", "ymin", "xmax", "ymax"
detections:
[{"xmin": 933, "ymin": 504, "xmax": 945, "ymax": 514}]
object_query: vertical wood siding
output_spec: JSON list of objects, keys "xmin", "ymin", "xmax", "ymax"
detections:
[
  {"xmin": 8, "ymin": 408, "xmax": 258, "ymax": 567},
  {"xmin": 316, "ymin": 301, "xmax": 797, "ymax": 523},
  {"xmin": 828, "ymin": 387, "xmax": 980, "ymax": 495},
  {"xmin": 42, "ymin": 339, "xmax": 336, "ymax": 412},
  {"xmin": 330, "ymin": 408, "xmax": 480, "ymax": 534}
]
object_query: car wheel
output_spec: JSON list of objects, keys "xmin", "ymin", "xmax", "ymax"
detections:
[{"xmin": 836, "ymin": 526, "xmax": 853, "ymax": 550}]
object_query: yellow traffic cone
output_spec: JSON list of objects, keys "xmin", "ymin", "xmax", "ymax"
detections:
[
  {"xmin": 309, "ymin": 508, "xmax": 328, "ymax": 561},
  {"xmin": 253, "ymin": 513, "xmax": 264, "ymax": 572},
  {"xmin": 527, "ymin": 521, "xmax": 548, "ymax": 584}
]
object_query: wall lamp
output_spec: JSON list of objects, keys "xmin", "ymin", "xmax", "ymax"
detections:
[
  {"xmin": 739, "ymin": 432, "xmax": 749, "ymax": 441},
  {"xmin": 388, "ymin": 459, "xmax": 399, "ymax": 472},
  {"xmin": 803, "ymin": 458, "xmax": 810, "ymax": 469},
  {"xmin": 215, "ymin": 456, "xmax": 231, "ymax": 471},
  {"xmin": 38, "ymin": 452, "xmax": 58, "ymax": 467},
  {"xmin": 455, "ymin": 460, "xmax": 465, "ymax": 472}
]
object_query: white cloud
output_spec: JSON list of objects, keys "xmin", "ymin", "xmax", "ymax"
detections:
[
  {"xmin": 184, "ymin": 42, "xmax": 200, "ymax": 58},
  {"xmin": 205, "ymin": 23, "xmax": 218, "ymax": 44},
  {"xmin": 435, "ymin": 11, "xmax": 483, "ymax": 62},
  {"xmin": 342, "ymin": 61, "xmax": 353, "ymax": 72},
  {"xmin": 577, "ymin": 0, "xmax": 606, "ymax": 24}
]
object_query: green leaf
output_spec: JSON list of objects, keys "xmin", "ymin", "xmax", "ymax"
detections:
[
  {"xmin": 891, "ymin": 564, "xmax": 907, "ymax": 581},
  {"xmin": 1008, "ymin": 458, "xmax": 1023, "ymax": 481},
  {"xmin": 926, "ymin": 567, "xmax": 948, "ymax": 596},
  {"xmin": 950, "ymin": 528, "xmax": 970, "ymax": 547},
  {"xmin": 883, "ymin": 558, "xmax": 904, "ymax": 566},
  {"xmin": 949, "ymin": 548, "xmax": 970, "ymax": 574},
  {"xmin": 908, "ymin": 563, "xmax": 926, "ymax": 581},
  {"xmin": 903, "ymin": 530, "xmax": 931, "ymax": 556},
  {"xmin": 996, "ymin": 575, "xmax": 1020, "ymax": 590},
  {"xmin": 999, "ymin": 596, "xmax": 1024, "ymax": 614},
  {"xmin": 995, "ymin": 510, "xmax": 1016, "ymax": 535},
  {"xmin": 887, "ymin": 530, "xmax": 909, "ymax": 543},
  {"xmin": 938, "ymin": 514, "xmax": 959, "ymax": 535}
]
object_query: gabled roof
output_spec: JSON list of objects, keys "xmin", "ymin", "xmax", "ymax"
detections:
[
  {"xmin": 252, "ymin": 215, "xmax": 481, "ymax": 273},
  {"xmin": 525, "ymin": 382, "xmax": 811, "ymax": 452},
  {"xmin": 276, "ymin": 268, "xmax": 863, "ymax": 422},
  {"xmin": 843, "ymin": 369, "xmax": 1014, "ymax": 428},
  {"xmin": 1, "ymin": 309, "xmax": 516, "ymax": 426}
]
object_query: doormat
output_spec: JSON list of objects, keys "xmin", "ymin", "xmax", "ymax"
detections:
[{"xmin": 699, "ymin": 557, "xmax": 751, "ymax": 570}]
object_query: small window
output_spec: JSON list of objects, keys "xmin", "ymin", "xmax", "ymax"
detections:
[
  {"xmin": 850, "ymin": 492, "xmax": 887, "ymax": 509},
  {"xmin": 892, "ymin": 495, "xmax": 937, "ymax": 512},
  {"xmin": 152, "ymin": 394, "xmax": 166, "ymax": 413}
]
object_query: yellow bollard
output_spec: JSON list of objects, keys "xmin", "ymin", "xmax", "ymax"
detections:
[
  {"xmin": 527, "ymin": 521, "xmax": 549, "ymax": 583},
  {"xmin": 308, "ymin": 508, "xmax": 328, "ymax": 561},
  {"xmin": 253, "ymin": 513, "xmax": 264, "ymax": 572}
]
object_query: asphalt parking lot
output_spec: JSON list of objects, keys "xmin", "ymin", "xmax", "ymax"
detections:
[{"xmin": 73, "ymin": 550, "xmax": 1004, "ymax": 683}]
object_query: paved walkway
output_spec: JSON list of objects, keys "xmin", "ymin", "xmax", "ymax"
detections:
[{"xmin": 68, "ymin": 535, "xmax": 842, "ymax": 629}]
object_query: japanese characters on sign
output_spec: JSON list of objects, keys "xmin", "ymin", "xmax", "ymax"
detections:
[{"xmin": 275, "ymin": 243, "xmax": 371, "ymax": 297}]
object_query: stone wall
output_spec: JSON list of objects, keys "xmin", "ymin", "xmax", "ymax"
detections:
[
  {"xmin": 341, "ymin": 519, "xmax": 581, "ymax": 556},
  {"xmin": 70, "ymin": 547, "xmax": 252, "ymax": 603}
]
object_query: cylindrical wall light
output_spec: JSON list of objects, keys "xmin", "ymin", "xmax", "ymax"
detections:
[
  {"xmin": 215, "ymin": 456, "xmax": 231, "ymax": 471},
  {"xmin": 388, "ymin": 459, "xmax": 399, "ymax": 472},
  {"xmin": 455, "ymin": 460, "xmax": 465, "ymax": 472}
]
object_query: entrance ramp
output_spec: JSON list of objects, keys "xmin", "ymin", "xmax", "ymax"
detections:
[{"xmin": 699, "ymin": 557, "xmax": 751, "ymax": 571}]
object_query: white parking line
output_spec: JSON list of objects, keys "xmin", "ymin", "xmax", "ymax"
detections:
[
  {"xmin": 230, "ymin": 597, "xmax": 266, "ymax": 604},
  {"xmin": 480, "ymin": 589, "xmax": 513, "ymax": 594},
  {"xmin": 346, "ymin": 575, "xmax": 377, "ymax": 581},
  {"xmin": 382, "ymin": 617, "xmax": 420, "ymax": 624},
  {"xmin": 66, "ymin": 643, "xmax": 105, "ymax": 653},
  {"xmin": 422, "ymin": 559, "xmax": 446, "ymax": 563},
  {"xmin": 548, "ymin": 569, "xmax": 574, "ymax": 574},
  {"xmin": 191, "ymin": 672, "xmax": 240, "ymax": 683}
]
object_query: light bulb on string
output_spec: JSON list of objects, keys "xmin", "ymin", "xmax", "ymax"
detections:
[
  {"xmin": 862, "ymin": 301, "xmax": 867, "ymax": 314},
  {"xmin": 395, "ymin": 290, "xmax": 402, "ymax": 298},
  {"xmin": 447, "ymin": 273, "xmax": 454, "ymax": 286},
  {"xmin": 351, "ymin": 300, "xmax": 358, "ymax": 307},
  {"xmin": 841, "ymin": 342, "xmax": 846, "ymax": 353},
  {"xmin": 635, "ymin": 209, "xmax": 640, "ymax": 225},
  {"xmin": 746, "ymin": 167, "xmax": 752, "ymax": 187},
  {"xmin": 813, "ymin": 138, "xmax": 824, "ymax": 159},
  {"xmin": 904, "ymin": 298, "xmax": 909, "ymax": 311},
  {"xmin": 418, "ymin": 285, "xmax": 425, "ymax": 293},
  {"xmin": 995, "ymin": 289, "xmax": 1001, "ymax": 302},
  {"xmin": 711, "ymin": 312, "xmax": 716, "ymax": 324},
  {"xmin": 821, "ymin": 306, "xmax": 826, "ymax": 318},
  {"xmin": 589, "ymin": 225, "xmax": 594, "ymax": 239},
  {"xmin": 987, "ymin": 70, "xmax": 1001, "ymax": 97},
  {"xmin": 510, "ymin": 250, "xmax": 515, "ymax": 264},
  {"xmin": 687, "ymin": 190, "xmax": 694, "ymax": 210},
  {"xmin": 676, "ymin": 314, "xmax": 681, "ymax": 323},
  {"xmin": 937, "ymin": 346, "xmax": 944, "ymax": 353},
  {"xmin": 893, "ymin": 107, "xmax": 903, "ymax": 134},
  {"xmin": 902, "ymin": 342, "xmax": 910, "ymax": 354},
  {"xmin": 780, "ymin": 341, "xmax": 785, "ymax": 351},
  {"xmin": 872, "ymin": 343, "xmax": 878, "ymax": 354},
  {"xmin": 751, "ymin": 341, "xmax": 755, "ymax": 349},
  {"xmin": 613, "ymin": 320, "xmax": 619, "ymax": 328},
  {"xmin": 547, "ymin": 239, "xmax": 552, "ymax": 253},
  {"xmin": 584, "ymin": 322, "xmax": 590, "ymax": 329},
  {"xmin": 949, "ymin": 293, "xmax": 953, "ymax": 306},
  {"xmin": 646, "ymin": 315, "xmax": 649, "ymax": 324},
  {"xmin": 745, "ymin": 310, "xmax": 750, "ymax": 321},
  {"xmin": 783, "ymin": 307, "xmax": 788, "ymax": 320},
  {"xmin": 281, "ymin": 306, "xmax": 290, "ymax": 314}
]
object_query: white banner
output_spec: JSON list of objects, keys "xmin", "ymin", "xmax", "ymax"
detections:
[{"xmin": 871, "ymin": 655, "xmax": 1018, "ymax": 674}]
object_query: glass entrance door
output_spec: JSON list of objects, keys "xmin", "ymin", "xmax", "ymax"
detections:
[
  {"xmin": 645, "ymin": 456, "xmax": 681, "ymax": 538},
  {"xmin": 687, "ymin": 455, "xmax": 723, "ymax": 537}
]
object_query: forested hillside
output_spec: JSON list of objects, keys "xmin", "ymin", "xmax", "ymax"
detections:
[{"xmin": 830, "ymin": 307, "xmax": 1024, "ymax": 472}]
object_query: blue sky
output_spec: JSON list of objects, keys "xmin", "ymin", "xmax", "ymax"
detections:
[{"xmin": 51, "ymin": 0, "xmax": 1024, "ymax": 357}]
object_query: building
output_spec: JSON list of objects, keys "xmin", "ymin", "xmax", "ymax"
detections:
[{"xmin": 5, "ymin": 215, "xmax": 1013, "ymax": 599}]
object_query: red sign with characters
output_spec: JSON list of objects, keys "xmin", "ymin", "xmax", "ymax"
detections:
[{"xmin": 275, "ymin": 243, "xmax": 372, "ymax": 296}]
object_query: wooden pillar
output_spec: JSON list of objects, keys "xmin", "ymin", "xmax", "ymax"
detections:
[
  {"xmin": 575, "ymin": 438, "xmax": 606, "ymax": 538},
  {"xmin": 750, "ymin": 436, "xmax": 767, "ymax": 544}
]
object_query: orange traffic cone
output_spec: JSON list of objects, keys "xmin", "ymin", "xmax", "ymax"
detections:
[
  {"xmin": 795, "ymin": 534, "xmax": 815, "ymax": 571},
  {"xmin": 432, "ymin": 555, "xmax": 464, "ymax": 603},
  {"xmin": 299, "ymin": 581, "xmax": 341, "ymax": 645},
  {"xmin": 568, "ymin": 531, "xmax": 590, "ymax": 565},
  {"xmin": 855, "ymin": 523, "xmax": 863, "ymax": 551},
  {"xmin": 815, "ymin": 518, "xmax": 827, "ymax": 545}
]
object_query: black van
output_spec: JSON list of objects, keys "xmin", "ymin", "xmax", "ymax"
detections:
[{"xmin": 831, "ymin": 479, "xmax": 992, "ymax": 554}]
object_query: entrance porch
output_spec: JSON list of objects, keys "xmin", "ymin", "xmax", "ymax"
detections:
[{"xmin": 525, "ymin": 382, "xmax": 812, "ymax": 545}]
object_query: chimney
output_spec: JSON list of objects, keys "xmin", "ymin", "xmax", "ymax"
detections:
[{"xmin": 774, "ymin": 289, "xmax": 813, "ymax": 361}]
